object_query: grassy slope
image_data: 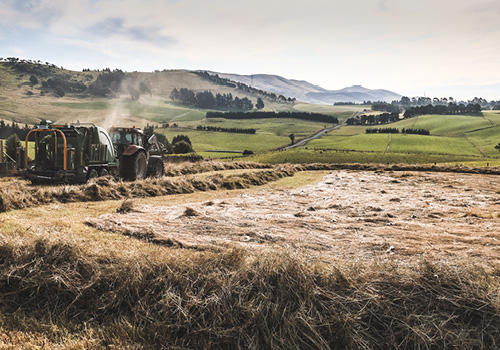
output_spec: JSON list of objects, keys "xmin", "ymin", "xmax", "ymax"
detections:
[
  {"xmin": 252, "ymin": 112, "xmax": 500, "ymax": 164},
  {"xmin": 158, "ymin": 118, "xmax": 331, "ymax": 155},
  {"xmin": 0, "ymin": 64, "xmax": 297, "ymax": 127}
]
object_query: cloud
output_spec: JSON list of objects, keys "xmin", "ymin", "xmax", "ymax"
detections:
[
  {"xmin": 12, "ymin": 0, "xmax": 40, "ymax": 12},
  {"xmin": 86, "ymin": 17, "xmax": 175, "ymax": 46},
  {"xmin": 0, "ymin": 0, "xmax": 61, "ymax": 27},
  {"xmin": 378, "ymin": 0, "xmax": 389, "ymax": 11},
  {"xmin": 467, "ymin": 0, "xmax": 500, "ymax": 13}
]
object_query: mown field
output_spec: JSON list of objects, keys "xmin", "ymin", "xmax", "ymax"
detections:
[
  {"xmin": 0, "ymin": 163, "xmax": 498, "ymax": 349},
  {"xmin": 251, "ymin": 112, "xmax": 500, "ymax": 164}
]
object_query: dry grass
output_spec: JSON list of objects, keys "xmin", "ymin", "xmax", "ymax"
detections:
[
  {"xmin": 0, "ymin": 237, "xmax": 497, "ymax": 349},
  {"xmin": 292, "ymin": 162, "xmax": 500, "ymax": 175},
  {"xmin": 163, "ymin": 160, "xmax": 272, "ymax": 176},
  {"xmin": 2, "ymin": 160, "xmax": 499, "ymax": 214},
  {"xmin": 0, "ymin": 166, "xmax": 499, "ymax": 348},
  {"xmin": 0, "ymin": 168, "xmax": 296, "ymax": 213}
]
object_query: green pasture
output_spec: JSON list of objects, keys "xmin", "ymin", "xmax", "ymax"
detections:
[
  {"xmin": 158, "ymin": 129, "xmax": 289, "ymax": 154},
  {"xmin": 308, "ymin": 134, "xmax": 390, "ymax": 152},
  {"xmin": 51, "ymin": 101, "xmax": 110, "ymax": 110},
  {"xmin": 181, "ymin": 118, "xmax": 327, "ymax": 137},
  {"xmin": 387, "ymin": 114, "xmax": 493, "ymax": 136},
  {"xmin": 306, "ymin": 112, "xmax": 500, "ymax": 158},
  {"xmin": 0, "ymin": 139, "xmax": 34, "ymax": 159},
  {"xmin": 248, "ymin": 149, "xmax": 483, "ymax": 164},
  {"xmin": 159, "ymin": 117, "xmax": 335, "ymax": 155}
]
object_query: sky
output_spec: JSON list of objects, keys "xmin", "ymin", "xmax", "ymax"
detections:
[{"xmin": 1, "ymin": 0, "xmax": 500, "ymax": 100}]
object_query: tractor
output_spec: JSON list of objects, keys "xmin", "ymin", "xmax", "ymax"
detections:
[{"xmin": 109, "ymin": 126, "xmax": 164, "ymax": 181}]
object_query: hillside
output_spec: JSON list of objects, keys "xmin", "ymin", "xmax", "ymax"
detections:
[
  {"xmin": 306, "ymin": 85, "xmax": 401, "ymax": 104},
  {"xmin": 212, "ymin": 72, "xmax": 401, "ymax": 103},
  {"xmin": 0, "ymin": 61, "xmax": 300, "ymax": 126},
  {"xmin": 250, "ymin": 111, "xmax": 500, "ymax": 164}
]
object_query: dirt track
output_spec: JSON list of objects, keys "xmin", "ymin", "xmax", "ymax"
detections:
[{"xmin": 88, "ymin": 170, "xmax": 500, "ymax": 270}]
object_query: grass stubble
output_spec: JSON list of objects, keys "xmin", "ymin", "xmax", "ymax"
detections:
[{"xmin": 0, "ymin": 161, "xmax": 498, "ymax": 349}]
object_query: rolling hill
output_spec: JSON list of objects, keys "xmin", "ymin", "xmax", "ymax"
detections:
[
  {"xmin": 210, "ymin": 72, "xmax": 401, "ymax": 104},
  {"xmin": 0, "ymin": 61, "xmax": 298, "ymax": 126}
]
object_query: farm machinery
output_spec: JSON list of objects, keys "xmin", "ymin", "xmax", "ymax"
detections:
[
  {"xmin": 109, "ymin": 126, "xmax": 164, "ymax": 180},
  {"xmin": 22, "ymin": 121, "xmax": 164, "ymax": 183}
]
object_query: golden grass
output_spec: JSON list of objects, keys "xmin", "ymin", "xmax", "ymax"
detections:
[
  {"xmin": 0, "ymin": 237, "xmax": 497, "ymax": 349},
  {"xmin": 0, "ymin": 167, "xmax": 296, "ymax": 213},
  {"xmin": 0, "ymin": 167, "xmax": 499, "ymax": 348}
]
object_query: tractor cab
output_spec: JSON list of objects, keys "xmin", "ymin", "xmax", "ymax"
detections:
[
  {"xmin": 109, "ymin": 127, "xmax": 145, "ymax": 157},
  {"xmin": 109, "ymin": 126, "xmax": 164, "ymax": 180}
]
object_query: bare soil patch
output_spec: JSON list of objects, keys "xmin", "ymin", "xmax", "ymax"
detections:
[{"xmin": 88, "ymin": 170, "xmax": 500, "ymax": 270}]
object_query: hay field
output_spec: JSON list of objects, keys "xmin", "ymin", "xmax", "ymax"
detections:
[{"xmin": 0, "ymin": 162, "xmax": 498, "ymax": 348}]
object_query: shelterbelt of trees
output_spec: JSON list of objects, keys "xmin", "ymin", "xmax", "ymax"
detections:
[
  {"xmin": 366, "ymin": 128, "xmax": 430, "ymax": 135},
  {"xmin": 196, "ymin": 125, "xmax": 256, "ymax": 134},
  {"xmin": 170, "ymin": 88, "xmax": 263, "ymax": 111},
  {"xmin": 372, "ymin": 97, "xmax": 498, "ymax": 114},
  {"xmin": 0, "ymin": 120, "xmax": 31, "ymax": 140},
  {"xmin": 403, "ymin": 103, "xmax": 482, "ymax": 118},
  {"xmin": 346, "ymin": 112, "xmax": 400, "ymax": 126},
  {"xmin": 206, "ymin": 111, "xmax": 339, "ymax": 124},
  {"xmin": 195, "ymin": 71, "xmax": 296, "ymax": 104}
]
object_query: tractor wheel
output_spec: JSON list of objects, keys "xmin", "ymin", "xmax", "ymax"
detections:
[
  {"xmin": 87, "ymin": 168, "xmax": 98, "ymax": 180},
  {"xmin": 120, "ymin": 152, "xmax": 147, "ymax": 181},
  {"xmin": 99, "ymin": 168, "xmax": 109, "ymax": 177}
]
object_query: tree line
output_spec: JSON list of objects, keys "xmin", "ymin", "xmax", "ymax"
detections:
[
  {"xmin": 206, "ymin": 111, "xmax": 339, "ymax": 124},
  {"xmin": 371, "ymin": 103, "xmax": 402, "ymax": 113},
  {"xmin": 403, "ymin": 103, "xmax": 482, "ymax": 118},
  {"xmin": 370, "ymin": 96, "xmax": 500, "ymax": 112},
  {"xmin": 143, "ymin": 125, "xmax": 194, "ymax": 154},
  {"xmin": 366, "ymin": 128, "xmax": 430, "ymax": 135},
  {"xmin": 346, "ymin": 113, "xmax": 399, "ymax": 125},
  {"xmin": 170, "ymin": 88, "xmax": 263, "ymax": 111},
  {"xmin": 195, "ymin": 71, "xmax": 296, "ymax": 104},
  {"xmin": 196, "ymin": 125, "xmax": 256, "ymax": 134},
  {"xmin": 0, "ymin": 120, "xmax": 31, "ymax": 140}
]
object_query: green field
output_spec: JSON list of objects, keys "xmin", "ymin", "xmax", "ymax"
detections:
[
  {"xmin": 250, "ymin": 113, "xmax": 500, "ymax": 164},
  {"xmin": 248, "ymin": 148, "xmax": 483, "ymax": 164},
  {"xmin": 158, "ymin": 117, "xmax": 335, "ymax": 155},
  {"xmin": 0, "ymin": 139, "xmax": 34, "ymax": 159}
]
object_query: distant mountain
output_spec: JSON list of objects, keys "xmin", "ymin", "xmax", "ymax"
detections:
[
  {"xmin": 305, "ymin": 85, "xmax": 402, "ymax": 104},
  {"xmin": 211, "ymin": 72, "xmax": 401, "ymax": 104}
]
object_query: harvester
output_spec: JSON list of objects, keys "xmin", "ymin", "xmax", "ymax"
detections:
[{"xmin": 23, "ymin": 121, "xmax": 164, "ymax": 183}]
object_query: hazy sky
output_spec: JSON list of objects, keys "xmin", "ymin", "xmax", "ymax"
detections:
[{"xmin": 1, "ymin": 0, "xmax": 499, "ymax": 99}]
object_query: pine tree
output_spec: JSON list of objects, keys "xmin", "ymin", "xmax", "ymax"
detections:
[{"xmin": 256, "ymin": 97, "xmax": 264, "ymax": 109}]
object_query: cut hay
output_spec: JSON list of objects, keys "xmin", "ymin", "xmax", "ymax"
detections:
[
  {"xmin": 182, "ymin": 207, "xmax": 199, "ymax": 217},
  {"xmin": 163, "ymin": 160, "xmax": 272, "ymax": 177},
  {"xmin": 0, "ymin": 168, "xmax": 296, "ymax": 213},
  {"xmin": 0, "ymin": 238, "xmax": 497, "ymax": 349},
  {"xmin": 116, "ymin": 199, "xmax": 135, "ymax": 214}
]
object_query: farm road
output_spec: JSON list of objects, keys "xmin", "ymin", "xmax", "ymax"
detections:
[
  {"xmin": 282, "ymin": 125, "xmax": 340, "ymax": 150},
  {"xmin": 282, "ymin": 110, "xmax": 362, "ymax": 150}
]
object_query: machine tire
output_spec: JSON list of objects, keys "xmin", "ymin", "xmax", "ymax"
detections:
[
  {"xmin": 87, "ymin": 168, "xmax": 98, "ymax": 180},
  {"xmin": 120, "ymin": 152, "xmax": 147, "ymax": 181},
  {"xmin": 99, "ymin": 168, "xmax": 109, "ymax": 177}
]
